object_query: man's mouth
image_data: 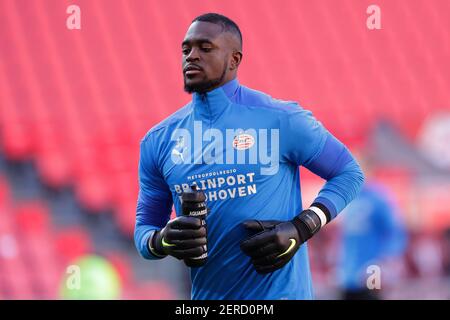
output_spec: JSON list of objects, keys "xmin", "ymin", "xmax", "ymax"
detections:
[
  {"xmin": 184, "ymin": 65, "xmax": 203, "ymax": 77},
  {"xmin": 185, "ymin": 70, "xmax": 202, "ymax": 76}
]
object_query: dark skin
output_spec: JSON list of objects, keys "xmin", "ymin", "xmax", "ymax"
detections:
[{"xmin": 182, "ymin": 21, "xmax": 243, "ymax": 93}]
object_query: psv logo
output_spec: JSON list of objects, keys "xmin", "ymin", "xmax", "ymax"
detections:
[{"xmin": 232, "ymin": 134, "xmax": 255, "ymax": 150}]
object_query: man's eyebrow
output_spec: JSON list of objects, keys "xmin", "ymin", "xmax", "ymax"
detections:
[{"xmin": 181, "ymin": 38, "xmax": 214, "ymax": 47}]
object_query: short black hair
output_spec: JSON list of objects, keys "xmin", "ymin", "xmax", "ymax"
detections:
[{"xmin": 192, "ymin": 13, "xmax": 242, "ymax": 49}]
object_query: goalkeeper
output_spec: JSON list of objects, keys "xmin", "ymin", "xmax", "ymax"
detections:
[{"xmin": 135, "ymin": 13, "xmax": 364, "ymax": 299}]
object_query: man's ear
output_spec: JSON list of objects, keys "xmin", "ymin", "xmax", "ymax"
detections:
[{"xmin": 230, "ymin": 51, "xmax": 243, "ymax": 70}]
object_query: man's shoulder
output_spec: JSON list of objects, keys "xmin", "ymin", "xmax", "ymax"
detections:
[
  {"xmin": 236, "ymin": 84, "xmax": 302, "ymax": 114},
  {"xmin": 141, "ymin": 102, "xmax": 192, "ymax": 143}
]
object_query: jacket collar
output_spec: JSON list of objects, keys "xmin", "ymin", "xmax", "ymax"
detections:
[{"xmin": 192, "ymin": 78, "xmax": 239, "ymax": 120}]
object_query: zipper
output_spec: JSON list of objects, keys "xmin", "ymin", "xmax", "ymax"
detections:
[{"xmin": 202, "ymin": 93, "xmax": 212, "ymax": 139}]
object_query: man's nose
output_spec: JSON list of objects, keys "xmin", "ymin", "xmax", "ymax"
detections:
[{"xmin": 186, "ymin": 47, "xmax": 200, "ymax": 62}]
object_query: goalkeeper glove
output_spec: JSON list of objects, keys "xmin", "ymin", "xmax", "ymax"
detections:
[
  {"xmin": 149, "ymin": 216, "xmax": 207, "ymax": 260},
  {"xmin": 240, "ymin": 209, "xmax": 322, "ymax": 274}
]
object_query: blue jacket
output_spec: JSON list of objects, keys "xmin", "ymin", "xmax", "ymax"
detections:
[{"xmin": 135, "ymin": 78, "xmax": 364, "ymax": 299}]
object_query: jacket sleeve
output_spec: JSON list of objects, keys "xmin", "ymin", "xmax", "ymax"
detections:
[
  {"xmin": 281, "ymin": 105, "xmax": 365, "ymax": 224},
  {"xmin": 134, "ymin": 133, "xmax": 173, "ymax": 260}
]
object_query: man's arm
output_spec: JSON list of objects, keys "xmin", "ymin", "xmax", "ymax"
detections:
[
  {"xmin": 282, "ymin": 105, "xmax": 365, "ymax": 224},
  {"xmin": 304, "ymin": 133, "xmax": 365, "ymax": 226},
  {"xmin": 135, "ymin": 133, "xmax": 173, "ymax": 260},
  {"xmin": 241, "ymin": 105, "xmax": 364, "ymax": 273},
  {"xmin": 135, "ymin": 133, "xmax": 208, "ymax": 262}
]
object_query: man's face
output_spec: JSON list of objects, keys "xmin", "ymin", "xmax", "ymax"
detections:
[{"xmin": 182, "ymin": 21, "xmax": 235, "ymax": 94}]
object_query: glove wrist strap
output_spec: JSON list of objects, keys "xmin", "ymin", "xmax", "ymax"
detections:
[
  {"xmin": 291, "ymin": 209, "xmax": 322, "ymax": 243},
  {"xmin": 148, "ymin": 230, "xmax": 167, "ymax": 258}
]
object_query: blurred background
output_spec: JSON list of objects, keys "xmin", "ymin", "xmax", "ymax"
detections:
[{"xmin": 0, "ymin": 0, "xmax": 449, "ymax": 299}]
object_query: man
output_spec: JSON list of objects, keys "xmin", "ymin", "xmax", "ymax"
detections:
[
  {"xmin": 135, "ymin": 13, "xmax": 364, "ymax": 299},
  {"xmin": 336, "ymin": 160, "xmax": 408, "ymax": 299}
]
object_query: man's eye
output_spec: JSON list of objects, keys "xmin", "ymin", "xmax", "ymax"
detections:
[
  {"xmin": 201, "ymin": 47, "xmax": 212, "ymax": 52},
  {"xmin": 182, "ymin": 48, "xmax": 190, "ymax": 55}
]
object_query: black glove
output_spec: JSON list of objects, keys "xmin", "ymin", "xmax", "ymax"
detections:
[
  {"xmin": 240, "ymin": 209, "xmax": 321, "ymax": 274},
  {"xmin": 149, "ymin": 215, "xmax": 207, "ymax": 260}
]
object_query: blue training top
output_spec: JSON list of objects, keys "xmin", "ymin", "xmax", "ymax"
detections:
[{"xmin": 135, "ymin": 78, "xmax": 364, "ymax": 299}]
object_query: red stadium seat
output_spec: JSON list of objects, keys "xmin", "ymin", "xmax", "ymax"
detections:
[
  {"xmin": 75, "ymin": 175, "xmax": 112, "ymax": 213},
  {"xmin": 14, "ymin": 203, "xmax": 50, "ymax": 235},
  {"xmin": 115, "ymin": 198, "xmax": 138, "ymax": 236},
  {"xmin": 54, "ymin": 228, "xmax": 92, "ymax": 265}
]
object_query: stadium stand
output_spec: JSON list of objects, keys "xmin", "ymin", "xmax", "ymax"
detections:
[{"xmin": 0, "ymin": 0, "xmax": 449, "ymax": 299}]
